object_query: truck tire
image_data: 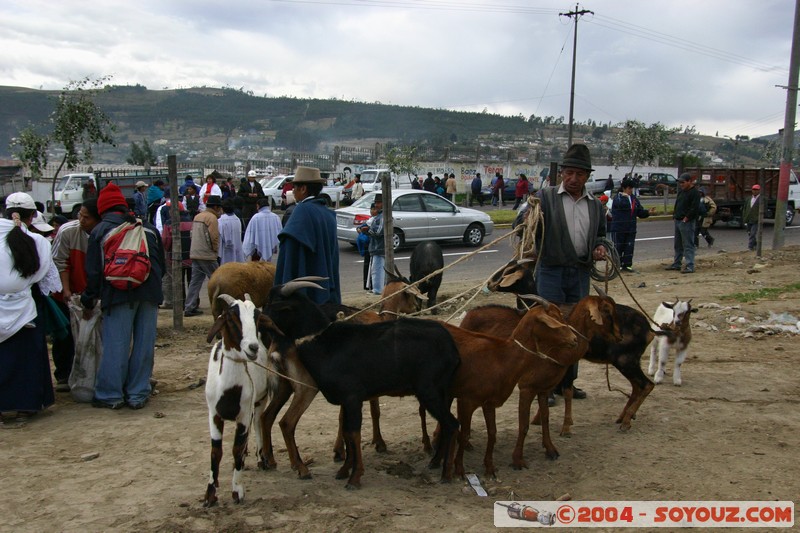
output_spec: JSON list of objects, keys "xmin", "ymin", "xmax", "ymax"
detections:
[
  {"xmin": 787, "ymin": 204, "xmax": 795, "ymax": 226},
  {"xmin": 319, "ymin": 194, "xmax": 332, "ymax": 207}
]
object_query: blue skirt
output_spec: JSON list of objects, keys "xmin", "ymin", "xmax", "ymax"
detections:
[{"xmin": 0, "ymin": 319, "xmax": 55, "ymax": 413}]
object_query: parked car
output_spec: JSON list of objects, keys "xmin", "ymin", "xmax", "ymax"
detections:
[
  {"xmin": 481, "ymin": 177, "xmax": 520, "ymax": 202},
  {"xmin": 584, "ymin": 174, "xmax": 620, "ymax": 195},
  {"xmin": 639, "ymin": 173, "xmax": 678, "ymax": 196},
  {"xmin": 336, "ymin": 190, "xmax": 494, "ymax": 251}
]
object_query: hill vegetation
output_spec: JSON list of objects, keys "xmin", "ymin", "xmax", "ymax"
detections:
[{"xmin": 0, "ymin": 84, "xmax": 783, "ymax": 167}]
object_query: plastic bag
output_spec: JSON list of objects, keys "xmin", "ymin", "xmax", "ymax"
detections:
[{"xmin": 67, "ymin": 296, "xmax": 103, "ymax": 403}]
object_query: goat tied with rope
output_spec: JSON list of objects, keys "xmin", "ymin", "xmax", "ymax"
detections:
[{"xmin": 202, "ymin": 293, "xmax": 278, "ymax": 507}]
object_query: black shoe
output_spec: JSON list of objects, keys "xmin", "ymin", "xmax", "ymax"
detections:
[
  {"xmin": 128, "ymin": 399, "xmax": 149, "ymax": 410},
  {"xmin": 681, "ymin": 268, "xmax": 694, "ymax": 274},
  {"xmin": 621, "ymin": 266, "xmax": 635, "ymax": 273},
  {"xmin": 92, "ymin": 399, "xmax": 124, "ymax": 410},
  {"xmin": 707, "ymin": 236, "xmax": 715, "ymax": 247},
  {"xmin": 665, "ymin": 265, "xmax": 681, "ymax": 271},
  {"xmin": 573, "ymin": 387, "xmax": 587, "ymax": 400},
  {"xmin": 547, "ymin": 392, "xmax": 556, "ymax": 407},
  {"xmin": 184, "ymin": 309, "xmax": 203, "ymax": 317}
]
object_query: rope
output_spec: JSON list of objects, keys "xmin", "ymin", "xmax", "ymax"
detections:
[
  {"xmin": 224, "ymin": 354, "xmax": 318, "ymax": 390},
  {"xmin": 590, "ymin": 237, "xmax": 620, "ymax": 283},
  {"xmin": 513, "ymin": 338, "xmax": 565, "ymax": 367}
]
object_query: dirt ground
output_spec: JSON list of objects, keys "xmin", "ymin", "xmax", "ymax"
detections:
[{"xmin": 3, "ymin": 246, "xmax": 800, "ymax": 532}]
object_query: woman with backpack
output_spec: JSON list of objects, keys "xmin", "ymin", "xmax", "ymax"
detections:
[
  {"xmin": 1, "ymin": 193, "xmax": 60, "ymax": 421},
  {"xmin": 696, "ymin": 188, "xmax": 717, "ymax": 247},
  {"xmin": 80, "ymin": 183, "xmax": 165, "ymax": 410}
]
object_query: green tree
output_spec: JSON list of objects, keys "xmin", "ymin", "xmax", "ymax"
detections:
[
  {"xmin": 614, "ymin": 120, "xmax": 676, "ymax": 175},
  {"xmin": 384, "ymin": 145, "xmax": 418, "ymax": 178},
  {"xmin": 127, "ymin": 139, "xmax": 157, "ymax": 166},
  {"xmin": 11, "ymin": 76, "xmax": 115, "ymax": 214}
]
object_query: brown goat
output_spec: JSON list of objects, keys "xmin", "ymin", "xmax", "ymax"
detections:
[
  {"xmin": 380, "ymin": 266, "xmax": 424, "ymax": 316},
  {"xmin": 208, "ymin": 261, "xmax": 276, "ymax": 318},
  {"xmin": 460, "ymin": 294, "xmax": 621, "ymax": 468},
  {"xmin": 437, "ymin": 303, "xmax": 578, "ymax": 478}
]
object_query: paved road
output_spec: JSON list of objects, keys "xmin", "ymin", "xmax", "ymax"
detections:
[{"xmin": 337, "ymin": 218, "xmax": 800, "ymax": 295}]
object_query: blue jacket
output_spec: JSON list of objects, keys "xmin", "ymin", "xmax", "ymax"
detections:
[
  {"xmin": 368, "ymin": 211, "xmax": 385, "ymax": 256},
  {"xmin": 81, "ymin": 211, "xmax": 165, "ymax": 311},
  {"xmin": 275, "ymin": 197, "xmax": 341, "ymax": 305},
  {"xmin": 610, "ymin": 193, "xmax": 650, "ymax": 233}
]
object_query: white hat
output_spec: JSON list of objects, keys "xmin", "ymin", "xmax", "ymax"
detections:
[
  {"xmin": 31, "ymin": 211, "xmax": 54, "ymax": 232},
  {"xmin": 247, "ymin": 170, "xmax": 257, "ymax": 178},
  {"xmin": 135, "ymin": 181, "xmax": 148, "ymax": 188},
  {"xmin": 5, "ymin": 192, "xmax": 37, "ymax": 210}
]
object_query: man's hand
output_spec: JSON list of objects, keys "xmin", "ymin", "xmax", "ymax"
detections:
[{"xmin": 592, "ymin": 245, "xmax": 607, "ymax": 261}]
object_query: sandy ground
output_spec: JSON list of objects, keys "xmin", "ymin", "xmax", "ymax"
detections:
[{"xmin": 2, "ymin": 246, "xmax": 800, "ymax": 532}]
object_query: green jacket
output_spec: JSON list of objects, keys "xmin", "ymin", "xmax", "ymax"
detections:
[{"xmin": 743, "ymin": 195, "xmax": 760, "ymax": 225}]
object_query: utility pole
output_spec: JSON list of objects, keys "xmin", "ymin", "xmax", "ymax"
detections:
[
  {"xmin": 773, "ymin": 0, "xmax": 800, "ymax": 249},
  {"xmin": 561, "ymin": 3, "xmax": 593, "ymax": 146}
]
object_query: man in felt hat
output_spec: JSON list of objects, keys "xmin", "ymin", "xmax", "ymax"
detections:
[
  {"xmin": 80, "ymin": 183, "xmax": 164, "ymax": 410},
  {"xmin": 518, "ymin": 143, "xmax": 607, "ymax": 404},
  {"xmin": 274, "ymin": 166, "xmax": 341, "ymax": 304},
  {"xmin": 133, "ymin": 181, "xmax": 149, "ymax": 219},
  {"xmin": 184, "ymin": 195, "xmax": 223, "ymax": 317},
  {"xmin": 665, "ymin": 173, "xmax": 701, "ymax": 273},
  {"xmin": 743, "ymin": 183, "xmax": 761, "ymax": 251}
]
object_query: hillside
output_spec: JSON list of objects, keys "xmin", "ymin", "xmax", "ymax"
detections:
[{"xmin": 0, "ymin": 84, "xmax": 778, "ymax": 167}]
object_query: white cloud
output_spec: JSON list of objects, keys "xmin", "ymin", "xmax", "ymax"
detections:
[{"xmin": 0, "ymin": 0, "xmax": 795, "ymax": 138}]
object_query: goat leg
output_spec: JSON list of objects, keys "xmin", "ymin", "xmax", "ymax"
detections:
[
  {"xmin": 453, "ymin": 400, "xmax": 476, "ymax": 479},
  {"xmin": 333, "ymin": 407, "xmax": 346, "ymax": 462},
  {"xmin": 231, "ymin": 422, "xmax": 248, "ymax": 504},
  {"xmin": 259, "ymin": 378, "xmax": 292, "ymax": 470},
  {"xmin": 560, "ymin": 386, "xmax": 574, "ymax": 437},
  {"xmin": 536, "ymin": 391, "xmax": 559, "ymax": 460},
  {"xmin": 482, "ymin": 405, "xmax": 498, "ymax": 479},
  {"xmin": 368, "ymin": 398, "xmax": 387, "ymax": 453},
  {"xmin": 344, "ymin": 430, "xmax": 364, "ymax": 490},
  {"xmin": 204, "ymin": 437, "xmax": 223, "ymax": 507},
  {"xmin": 279, "ymin": 385, "xmax": 318, "ymax": 479},
  {"xmin": 511, "ymin": 388, "xmax": 535, "ymax": 469},
  {"xmin": 419, "ymin": 404, "xmax": 433, "ymax": 455}
]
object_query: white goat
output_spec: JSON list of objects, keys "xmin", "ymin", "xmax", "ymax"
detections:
[
  {"xmin": 648, "ymin": 299, "xmax": 697, "ymax": 386},
  {"xmin": 203, "ymin": 294, "xmax": 277, "ymax": 507}
]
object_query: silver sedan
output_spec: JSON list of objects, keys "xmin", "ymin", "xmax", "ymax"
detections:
[{"xmin": 335, "ymin": 190, "xmax": 494, "ymax": 251}]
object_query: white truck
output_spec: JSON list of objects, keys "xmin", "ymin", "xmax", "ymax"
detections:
[
  {"xmin": 31, "ymin": 172, "xmax": 97, "ymax": 218},
  {"xmin": 358, "ymin": 169, "xmax": 416, "ymax": 194},
  {"xmin": 259, "ymin": 174, "xmax": 344, "ymax": 209}
]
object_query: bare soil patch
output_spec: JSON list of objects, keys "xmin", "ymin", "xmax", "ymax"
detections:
[{"xmin": 3, "ymin": 247, "xmax": 800, "ymax": 532}]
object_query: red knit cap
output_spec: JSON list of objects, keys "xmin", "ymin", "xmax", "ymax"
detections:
[{"xmin": 97, "ymin": 183, "xmax": 128, "ymax": 215}]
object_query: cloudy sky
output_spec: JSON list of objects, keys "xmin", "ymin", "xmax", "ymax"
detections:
[{"xmin": 0, "ymin": 0, "xmax": 795, "ymax": 139}]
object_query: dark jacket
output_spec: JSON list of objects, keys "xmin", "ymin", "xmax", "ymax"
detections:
[
  {"xmin": 368, "ymin": 211, "xmax": 385, "ymax": 256},
  {"xmin": 81, "ymin": 210, "xmax": 165, "ymax": 311},
  {"xmin": 537, "ymin": 187, "xmax": 605, "ymax": 268},
  {"xmin": 610, "ymin": 192, "xmax": 650, "ymax": 233},
  {"xmin": 674, "ymin": 185, "xmax": 701, "ymax": 220},
  {"xmin": 743, "ymin": 195, "xmax": 761, "ymax": 224},
  {"xmin": 471, "ymin": 176, "xmax": 482, "ymax": 194}
]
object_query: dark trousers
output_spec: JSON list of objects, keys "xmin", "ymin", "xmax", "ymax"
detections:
[
  {"xmin": 613, "ymin": 229, "xmax": 637, "ymax": 268},
  {"xmin": 362, "ymin": 250, "xmax": 371, "ymax": 290},
  {"xmin": 50, "ymin": 299, "xmax": 75, "ymax": 382},
  {"xmin": 469, "ymin": 192, "xmax": 484, "ymax": 207}
]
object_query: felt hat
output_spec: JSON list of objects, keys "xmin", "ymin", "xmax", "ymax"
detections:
[
  {"xmin": 31, "ymin": 211, "xmax": 54, "ymax": 232},
  {"xmin": 621, "ymin": 176, "xmax": 635, "ymax": 188},
  {"xmin": 205, "ymin": 195, "xmax": 223, "ymax": 208},
  {"xmin": 561, "ymin": 143, "xmax": 594, "ymax": 171},
  {"xmin": 97, "ymin": 183, "xmax": 128, "ymax": 214},
  {"xmin": 292, "ymin": 166, "xmax": 325, "ymax": 184},
  {"xmin": 5, "ymin": 192, "xmax": 37, "ymax": 210}
]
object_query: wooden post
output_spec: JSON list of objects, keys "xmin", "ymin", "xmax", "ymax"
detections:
[{"xmin": 168, "ymin": 155, "xmax": 184, "ymax": 330}]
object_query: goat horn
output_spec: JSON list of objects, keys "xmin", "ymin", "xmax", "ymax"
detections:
[
  {"xmin": 519, "ymin": 294, "xmax": 550, "ymax": 309},
  {"xmin": 279, "ymin": 280, "xmax": 325, "ymax": 296},
  {"xmin": 244, "ymin": 293, "xmax": 253, "ymax": 302},
  {"xmin": 217, "ymin": 294, "xmax": 237, "ymax": 307},
  {"xmin": 592, "ymin": 284, "xmax": 608, "ymax": 298}
]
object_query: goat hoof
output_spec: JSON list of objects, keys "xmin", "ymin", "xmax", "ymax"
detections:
[
  {"xmin": 374, "ymin": 441, "xmax": 388, "ymax": 453},
  {"xmin": 202, "ymin": 496, "xmax": 217, "ymax": 508},
  {"xmin": 345, "ymin": 482, "xmax": 361, "ymax": 490},
  {"xmin": 463, "ymin": 441, "xmax": 473, "ymax": 452},
  {"xmin": 545, "ymin": 451, "xmax": 560, "ymax": 461},
  {"xmin": 335, "ymin": 467, "xmax": 350, "ymax": 480},
  {"xmin": 332, "ymin": 452, "xmax": 345, "ymax": 463},
  {"xmin": 297, "ymin": 471, "xmax": 313, "ymax": 480},
  {"xmin": 427, "ymin": 459, "xmax": 442, "ymax": 470},
  {"xmin": 619, "ymin": 424, "xmax": 632, "ymax": 432},
  {"xmin": 232, "ymin": 492, "xmax": 242, "ymax": 504},
  {"xmin": 258, "ymin": 459, "xmax": 277, "ymax": 471},
  {"xmin": 511, "ymin": 460, "xmax": 528, "ymax": 471},
  {"xmin": 559, "ymin": 431, "xmax": 572, "ymax": 438}
]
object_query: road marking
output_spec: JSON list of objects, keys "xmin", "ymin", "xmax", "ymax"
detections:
[{"xmin": 353, "ymin": 249, "xmax": 499, "ymax": 263}]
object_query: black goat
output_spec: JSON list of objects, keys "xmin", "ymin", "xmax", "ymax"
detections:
[
  {"xmin": 261, "ymin": 278, "xmax": 461, "ymax": 489},
  {"xmin": 410, "ymin": 241, "xmax": 444, "ymax": 313}
]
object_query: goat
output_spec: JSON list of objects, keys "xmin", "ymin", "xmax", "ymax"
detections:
[
  {"xmin": 260, "ymin": 278, "xmax": 461, "ymax": 489},
  {"xmin": 202, "ymin": 294, "xmax": 278, "ymax": 507},
  {"xmin": 461, "ymin": 293, "xmax": 656, "ymax": 432},
  {"xmin": 459, "ymin": 293, "xmax": 621, "ymax": 468},
  {"xmin": 649, "ymin": 299, "xmax": 697, "ymax": 386},
  {"xmin": 257, "ymin": 303, "xmax": 390, "ymax": 479},
  {"xmin": 381, "ymin": 266, "xmax": 424, "ymax": 316},
  {"xmin": 429, "ymin": 301, "xmax": 578, "ymax": 478},
  {"xmin": 410, "ymin": 241, "xmax": 444, "ymax": 313},
  {"xmin": 486, "ymin": 258, "xmax": 538, "ymax": 309},
  {"xmin": 207, "ymin": 261, "xmax": 276, "ymax": 318}
]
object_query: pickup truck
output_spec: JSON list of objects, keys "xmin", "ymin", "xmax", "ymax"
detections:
[{"xmin": 259, "ymin": 174, "xmax": 344, "ymax": 208}]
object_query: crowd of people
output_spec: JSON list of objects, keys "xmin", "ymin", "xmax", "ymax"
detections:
[{"xmin": 1, "ymin": 154, "xmax": 762, "ymax": 423}]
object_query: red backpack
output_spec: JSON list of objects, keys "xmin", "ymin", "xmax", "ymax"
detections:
[{"xmin": 102, "ymin": 219, "xmax": 152, "ymax": 290}]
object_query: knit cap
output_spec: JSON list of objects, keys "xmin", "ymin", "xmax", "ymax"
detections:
[{"xmin": 97, "ymin": 183, "xmax": 127, "ymax": 215}]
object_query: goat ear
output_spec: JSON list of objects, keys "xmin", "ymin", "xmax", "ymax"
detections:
[
  {"xmin": 257, "ymin": 314, "xmax": 285, "ymax": 337},
  {"xmin": 538, "ymin": 312, "xmax": 566, "ymax": 330},
  {"xmin": 207, "ymin": 313, "xmax": 227, "ymax": 343},
  {"xmin": 498, "ymin": 270, "xmax": 525, "ymax": 288},
  {"xmin": 662, "ymin": 301, "xmax": 674, "ymax": 309},
  {"xmin": 691, "ymin": 307, "xmax": 698, "ymax": 313},
  {"xmin": 587, "ymin": 301, "xmax": 604, "ymax": 325},
  {"xmin": 592, "ymin": 284, "xmax": 608, "ymax": 298}
]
